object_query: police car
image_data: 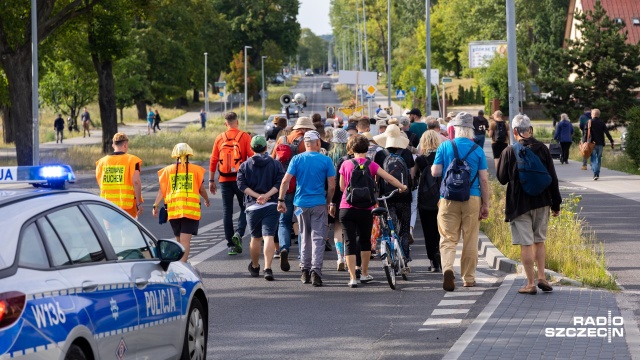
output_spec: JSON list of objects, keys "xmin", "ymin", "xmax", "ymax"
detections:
[{"xmin": 0, "ymin": 166, "xmax": 208, "ymax": 360}]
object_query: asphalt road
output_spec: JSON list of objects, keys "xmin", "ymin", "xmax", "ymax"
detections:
[{"xmin": 72, "ymin": 76, "xmax": 506, "ymax": 359}]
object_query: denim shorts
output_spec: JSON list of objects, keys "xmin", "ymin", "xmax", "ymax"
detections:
[{"xmin": 246, "ymin": 204, "xmax": 279, "ymax": 238}]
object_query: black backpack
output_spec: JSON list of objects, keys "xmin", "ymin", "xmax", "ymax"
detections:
[
  {"xmin": 417, "ymin": 155, "xmax": 441, "ymax": 211},
  {"xmin": 345, "ymin": 159, "xmax": 377, "ymax": 208},
  {"xmin": 440, "ymin": 141, "xmax": 479, "ymax": 202},
  {"xmin": 380, "ymin": 149, "xmax": 410, "ymax": 198},
  {"xmin": 495, "ymin": 121, "xmax": 507, "ymax": 143}
]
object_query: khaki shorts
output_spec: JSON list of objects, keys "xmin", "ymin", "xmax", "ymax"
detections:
[{"xmin": 510, "ymin": 206, "xmax": 551, "ymax": 246}]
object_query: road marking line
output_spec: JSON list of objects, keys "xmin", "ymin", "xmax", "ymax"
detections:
[
  {"xmin": 423, "ymin": 318, "xmax": 463, "ymax": 326},
  {"xmin": 197, "ymin": 212, "xmax": 239, "ymax": 234},
  {"xmin": 437, "ymin": 300, "xmax": 476, "ymax": 306},
  {"xmin": 189, "ymin": 241, "xmax": 228, "ymax": 266},
  {"xmin": 444, "ymin": 292, "xmax": 483, "ymax": 297},
  {"xmin": 431, "ymin": 309, "xmax": 470, "ymax": 316},
  {"xmin": 442, "ymin": 273, "xmax": 516, "ymax": 360},
  {"xmin": 418, "ymin": 328, "xmax": 438, "ymax": 331}
]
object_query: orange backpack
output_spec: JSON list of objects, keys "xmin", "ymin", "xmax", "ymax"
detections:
[{"xmin": 218, "ymin": 131, "xmax": 246, "ymax": 176}]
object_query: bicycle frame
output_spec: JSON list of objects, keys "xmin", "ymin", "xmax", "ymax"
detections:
[{"xmin": 376, "ymin": 193, "xmax": 406, "ymax": 268}]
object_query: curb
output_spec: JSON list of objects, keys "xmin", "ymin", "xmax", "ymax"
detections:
[{"xmin": 477, "ymin": 232, "xmax": 584, "ymax": 287}]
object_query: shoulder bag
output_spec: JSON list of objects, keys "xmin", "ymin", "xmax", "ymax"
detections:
[{"xmin": 579, "ymin": 120, "xmax": 595, "ymax": 158}]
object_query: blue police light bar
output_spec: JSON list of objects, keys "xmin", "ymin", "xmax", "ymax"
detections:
[{"xmin": 0, "ymin": 165, "xmax": 76, "ymax": 189}]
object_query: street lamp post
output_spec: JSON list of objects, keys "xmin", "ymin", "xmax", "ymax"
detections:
[
  {"xmin": 362, "ymin": 0, "xmax": 369, "ymax": 71},
  {"xmin": 426, "ymin": 0, "xmax": 431, "ymax": 115},
  {"xmin": 387, "ymin": 0, "xmax": 391, "ymax": 107},
  {"xmin": 32, "ymin": 0, "xmax": 39, "ymax": 165},
  {"xmin": 506, "ymin": 0, "xmax": 519, "ymax": 144},
  {"xmin": 244, "ymin": 45, "xmax": 252, "ymax": 128},
  {"xmin": 261, "ymin": 55, "xmax": 267, "ymax": 117},
  {"xmin": 204, "ymin": 52, "xmax": 208, "ymax": 117}
]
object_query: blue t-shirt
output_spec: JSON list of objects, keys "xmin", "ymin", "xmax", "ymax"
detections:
[
  {"xmin": 433, "ymin": 137, "xmax": 487, "ymax": 197},
  {"xmin": 287, "ymin": 152, "xmax": 336, "ymax": 208},
  {"xmin": 147, "ymin": 111, "xmax": 155, "ymax": 123}
]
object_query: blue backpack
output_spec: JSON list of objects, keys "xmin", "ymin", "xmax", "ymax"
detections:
[
  {"xmin": 512, "ymin": 142, "xmax": 552, "ymax": 196},
  {"xmin": 441, "ymin": 141, "xmax": 479, "ymax": 202}
]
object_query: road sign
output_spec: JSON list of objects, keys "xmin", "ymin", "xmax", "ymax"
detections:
[
  {"xmin": 396, "ymin": 90, "xmax": 406, "ymax": 100},
  {"xmin": 442, "ymin": 77, "xmax": 453, "ymax": 83},
  {"xmin": 259, "ymin": 89, "xmax": 267, "ymax": 98},
  {"xmin": 219, "ymin": 92, "xmax": 224, "ymax": 97},
  {"xmin": 411, "ymin": 86, "xmax": 416, "ymax": 92},
  {"xmin": 421, "ymin": 69, "xmax": 440, "ymax": 85},
  {"xmin": 365, "ymin": 85, "xmax": 377, "ymax": 96},
  {"xmin": 365, "ymin": 94, "xmax": 375, "ymax": 99},
  {"xmin": 214, "ymin": 81, "xmax": 226, "ymax": 87}
]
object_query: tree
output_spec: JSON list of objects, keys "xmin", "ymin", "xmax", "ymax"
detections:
[
  {"xmin": 114, "ymin": 51, "xmax": 150, "ymax": 124},
  {"xmin": 475, "ymin": 84, "xmax": 483, "ymax": 104},
  {"xmin": 536, "ymin": 1, "xmax": 640, "ymax": 122},
  {"xmin": 478, "ymin": 54, "xmax": 528, "ymax": 114},
  {"xmin": 40, "ymin": 59, "xmax": 97, "ymax": 124},
  {"xmin": 624, "ymin": 106, "xmax": 640, "ymax": 167},
  {"xmin": 298, "ymin": 29, "xmax": 328, "ymax": 72},
  {"xmin": 0, "ymin": 0, "xmax": 100, "ymax": 165},
  {"xmin": 224, "ymin": 51, "xmax": 257, "ymax": 97}
]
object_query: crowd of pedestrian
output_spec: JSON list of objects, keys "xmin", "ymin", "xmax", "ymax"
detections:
[{"xmin": 95, "ymin": 106, "xmax": 565, "ymax": 294}]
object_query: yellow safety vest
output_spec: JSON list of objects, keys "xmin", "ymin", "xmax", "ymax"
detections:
[
  {"xmin": 96, "ymin": 154, "xmax": 142, "ymax": 213},
  {"xmin": 158, "ymin": 163, "xmax": 205, "ymax": 221}
]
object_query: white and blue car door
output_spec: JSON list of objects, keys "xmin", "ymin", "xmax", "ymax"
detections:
[
  {"xmin": 44, "ymin": 205, "xmax": 139, "ymax": 359},
  {"xmin": 84, "ymin": 203, "xmax": 184, "ymax": 358}
]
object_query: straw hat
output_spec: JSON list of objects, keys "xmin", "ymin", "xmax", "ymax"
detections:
[
  {"xmin": 292, "ymin": 117, "xmax": 315, "ymax": 130},
  {"xmin": 373, "ymin": 124, "xmax": 409, "ymax": 149},
  {"xmin": 375, "ymin": 110, "xmax": 390, "ymax": 121}
]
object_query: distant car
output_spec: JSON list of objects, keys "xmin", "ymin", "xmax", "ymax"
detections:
[
  {"xmin": 305, "ymin": 69, "xmax": 313, "ymax": 77},
  {"xmin": 0, "ymin": 184, "xmax": 209, "ymax": 360},
  {"xmin": 326, "ymin": 70, "xmax": 333, "ymax": 76},
  {"xmin": 321, "ymin": 81, "xmax": 332, "ymax": 91},
  {"xmin": 271, "ymin": 75, "xmax": 285, "ymax": 85},
  {"xmin": 621, "ymin": 128, "xmax": 627, "ymax": 151}
]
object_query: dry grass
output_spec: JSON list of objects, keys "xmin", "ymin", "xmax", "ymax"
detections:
[{"xmin": 480, "ymin": 180, "xmax": 617, "ymax": 289}]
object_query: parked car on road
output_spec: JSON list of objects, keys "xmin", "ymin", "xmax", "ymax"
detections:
[
  {"xmin": 321, "ymin": 81, "xmax": 332, "ymax": 91},
  {"xmin": 305, "ymin": 69, "xmax": 313, "ymax": 77}
]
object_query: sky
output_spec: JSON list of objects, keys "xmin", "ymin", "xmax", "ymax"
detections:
[{"xmin": 298, "ymin": 0, "xmax": 332, "ymax": 36}]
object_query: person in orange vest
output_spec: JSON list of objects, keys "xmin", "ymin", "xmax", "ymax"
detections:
[
  {"xmin": 96, "ymin": 132, "xmax": 144, "ymax": 218},
  {"xmin": 153, "ymin": 143, "xmax": 211, "ymax": 262}
]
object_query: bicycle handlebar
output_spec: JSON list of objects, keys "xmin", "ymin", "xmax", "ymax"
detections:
[{"xmin": 377, "ymin": 189, "xmax": 399, "ymax": 201}]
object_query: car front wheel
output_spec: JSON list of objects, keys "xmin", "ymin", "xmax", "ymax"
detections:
[{"xmin": 181, "ymin": 297, "xmax": 207, "ymax": 360}]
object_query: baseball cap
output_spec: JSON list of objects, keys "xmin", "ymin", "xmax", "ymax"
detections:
[
  {"xmin": 408, "ymin": 108, "xmax": 422, "ymax": 117},
  {"xmin": 250, "ymin": 135, "xmax": 267, "ymax": 152},
  {"xmin": 112, "ymin": 132, "xmax": 129, "ymax": 143},
  {"xmin": 303, "ymin": 130, "xmax": 321, "ymax": 141}
]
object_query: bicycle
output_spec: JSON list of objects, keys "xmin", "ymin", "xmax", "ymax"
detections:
[{"xmin": 372, "ymin": 189, "xmax": 410, "ymax": 290}]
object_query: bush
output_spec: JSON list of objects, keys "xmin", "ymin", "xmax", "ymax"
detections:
[
  {"xmin": 572, "ymin": 125, "xmax": 582, "ymax": 144},
  {"xmin": 624, "ymin": 106, "xmax": 640, "ymax": 167}
]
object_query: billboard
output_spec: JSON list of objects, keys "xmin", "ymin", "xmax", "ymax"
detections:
[
  {"xmin": 468, "ymin": 41, "xmax": 507, "ymax": 69},
  {"xmin": 338, "ymin": 70, "xmax": 378, "ymax": 85}
]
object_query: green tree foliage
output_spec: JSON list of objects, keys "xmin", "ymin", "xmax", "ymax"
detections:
[
  {"xmin": 475, "ymin": 84, "xmax": 483, "ymax": 104},
  {"xmin": 624, "ymin": 106, "xmax": 640, "ymax": 167},
  {"xmin": 478, "ymin": 55, "xmax": 528, "ymax": 114},
  {"xmin": 40, "ymin": 59, "xmax": 97, "ymax": 122},
  {"xmin": 114, "ymin": 51, "xmax": 150, "ymax": 123},
  {"xmin": 224, "ymin": 51, "xmax": 257, "ymax": 96},
  {"xmin": 298, "ymin": 29, "xmax": 329, "ymax": 71},
  {"xmin": 536, "ymin": 1, "xmax": 640, "ymax": 122}
]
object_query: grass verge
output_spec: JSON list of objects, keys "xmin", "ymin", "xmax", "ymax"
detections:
[{"xmin": 481, "ymin": 179, "xmax": 618, "ymax": 289}]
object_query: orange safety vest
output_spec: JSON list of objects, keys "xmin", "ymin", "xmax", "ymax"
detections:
[
  {"xmin": 158, "ymin": 163, "xmax": 205, "ymax": 221},
  {"xmin": 96, "ymin": 154, "xmax": 142, "ymax": 213}
]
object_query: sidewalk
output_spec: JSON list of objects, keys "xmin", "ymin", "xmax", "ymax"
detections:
[{"xmin": 442, "ymin": 143, "xmax": 640, "ymax": 359}]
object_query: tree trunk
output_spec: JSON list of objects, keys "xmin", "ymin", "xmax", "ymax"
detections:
[
  {"xmin": 136, "ymin": 100, "xmax": 147, "ymax": 120},
  {"xmin": 119, "ymin": 107, "xmax": 124, "ymax": 124},
  {"xmin": 91, "ymin": 54, "xmax": 118, "ymax": 154},
  {"xmin": 1, "ymin": 104, "xmax": 13, "ymax": 144},
  {"xmin": 193, "ymin": 88, "xmax": 200, "ymax": 103},
  {"xmin": 1, "ymin": 52, "xmax": 34, "ymax": 165}
]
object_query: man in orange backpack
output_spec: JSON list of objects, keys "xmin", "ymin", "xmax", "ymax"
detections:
[{"xmin": 210, "ymin": 112, "xmax": 254, "ymax": 255}]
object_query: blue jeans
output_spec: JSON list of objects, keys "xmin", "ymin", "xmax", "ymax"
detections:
[
  {"xmin": 278, "ymin": 193, "xmax": 295, "ymax": 252},
  {"xmin": 590, "ymin": 145, "xmax": 604, "ymax": 176},
  {"xmin": 219, "ymin": 181, "xmax": 247, "ymax": 247},
  {"xmin": 473, "ymin": 135, "xmax": 485, "ymax": 149}
]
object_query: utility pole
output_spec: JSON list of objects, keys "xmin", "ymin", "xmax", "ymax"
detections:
[
  {"xmin": 261, "ymin": 55, "xmax": 267, "ymax": 117},
  {"xmin": 204, "ymin": 52, "xmax": 208, "ymax": 117},
  {"xmin": 362, "ymin": 0, "xmax": 369, "ymax": 71},
  {"xmin": 387, "ymin": 0, "xmax": 391, "ymax": 107},
  {"xmin": 506, "ymin": 0, "xmax": 519, "ymax": 144},
  {"xmin": 425, "ymin": 0, "xmax": 431, "ymax": 116},
  {"xmin": 244, "ymin": 45, "xmax": 252, "ymax": 128},
  {"xmin": 31, "ymin": 0, "xmax": 39, "ymax": 165}
]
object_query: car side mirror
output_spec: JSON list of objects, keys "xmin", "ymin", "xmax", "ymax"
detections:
[{"xmin": 157, "ymin": 239, "xmax": 185, "ymax": 270}]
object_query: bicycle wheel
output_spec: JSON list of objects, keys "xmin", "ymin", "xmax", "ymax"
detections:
[{"xmin": 382, "ymin": 242, "xmax": 396, "ymax": 290}]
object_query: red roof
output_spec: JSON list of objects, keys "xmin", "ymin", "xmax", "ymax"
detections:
[{"xmin": 580, "ymin": 0, "xmax": 640, "ymax": 44}]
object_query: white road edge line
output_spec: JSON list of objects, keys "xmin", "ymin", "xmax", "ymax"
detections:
[
  {"xmin": 442, "ymin": 273, "xmax": 516, "ymax": 360},
  {"xmin": 188, "ymin": 212, "xmax": 239, "ymax": 266}
]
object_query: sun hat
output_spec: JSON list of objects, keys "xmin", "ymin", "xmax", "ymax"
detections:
[
  {"xmin": 303, "ymin": 130, "xmax": 321, "ymax": 141},
  {"xmin": 374, "ymin": 124, "xmax": 409, "ymax": 149},
  {"xmin": 250, "ymin": 135, "xmax": 267, "ymax": 152},
  {"xmin": 293, "ymin": 116, "xmax": 315, "ymax": 130},
  {"xmin": 331, "ymin": 128, "xmax": 349, "ymax": 143},
  {"xmin": 376, "ymin": 119, "xmax": 388, "ymax": 127},
  {"xmin": 374, "ymin": 110, "xmax": 390, "ymax": 121},
  {"xmin": 398, "ymin": 116, "xmax": 410, "ymax": 127},
  {"xmin": 449, "ymin": 112, "xmax": 475, "ymax": 128},
  {"xmin": 349, "ymin": 111, "xmax": 363, "ymax": 121}
]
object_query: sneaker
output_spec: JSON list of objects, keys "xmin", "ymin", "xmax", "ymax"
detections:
[
  {"xmin": 348, "ymin": 279, "xmax": 358, "ymax": 288},
  {"xmin": 248, "ymin": 262, "xmax": 260, "ymax": 277},
  {"xmin": 581, "ymin": 165, "xmax": 587, "ymax": 170},
  {"xmin": 274, "ymin": 249, "xmax": 280, "ymax": 259},
  {"xmin": 280, "ymin": 249, "xmax": 291, "ymax": 272},
  {"xmin": 337, "ymin": 258, "xmax": 346, "ymax": 271},
  {"xmin": 227, "ymin": 246, "xmax": 237, "ymax": 256},
  {"xmin": 360, "ymin": 274, "xmax": 374, "ymax": 283},
  {"xmin": 427, "ymin": 260, "xmax": 434, "ymax": 272},
  {"xmin": 232, "ymin": 232, "xmax": 243, "ymax": 254},
  {"xmin": 311, "ymin": 271, "xmax": 322, "ymax": 287},
  {"xmin": 301, "ymin": 269, "xmax": 311, "ymax": 284},
  {"xmin": 593, "ymin": 175, "xmax": 599, "ymax": 180},
  {"xmin": 264, "ymin": 268, "xmax": 274, "ymax": 281}
]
